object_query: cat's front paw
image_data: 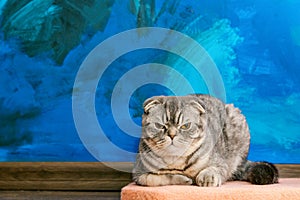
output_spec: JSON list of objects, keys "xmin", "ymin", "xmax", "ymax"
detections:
[
  {"xmin": 196, "ymin": 168, "xmax": 222, "ymax": 187},
  {"xmin": 171, "ymin": 174, "xmax": 193, "ymax": 185},
  {"xmin": 135, "ymin": 173, "xmax": 192, "ymax": 186}
]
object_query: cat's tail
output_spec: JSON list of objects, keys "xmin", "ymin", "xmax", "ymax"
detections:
[{"xmin": 234, "ymin": 161, "xmax": 279, "ymax": 185}]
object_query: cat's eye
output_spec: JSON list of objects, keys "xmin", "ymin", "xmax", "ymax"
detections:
[
  {"xmin": 154, "ymin": 123, "xmax": 165, "ymax": 129},
  {"xmin": 180, "ymin": 122, "xmax": 191, "ymax": 130}
]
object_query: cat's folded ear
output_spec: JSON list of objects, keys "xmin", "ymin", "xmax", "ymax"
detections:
[
  {"xmin": 143, "ymin": 96, "xmax": 163, "ymax": 114},
  {"xmin": 190, "ymin": 99, "xmax": 206, "ymax": 114}
]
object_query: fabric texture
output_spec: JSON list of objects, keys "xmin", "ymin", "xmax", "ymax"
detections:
[{"xmin": 121, "ymin": 178, "xmax": 300, "ymax": 200}]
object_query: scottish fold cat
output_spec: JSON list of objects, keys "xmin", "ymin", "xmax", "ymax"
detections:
[{"xmin": 133, "ymin": 94, "xmax": 278, "ymax": 186}]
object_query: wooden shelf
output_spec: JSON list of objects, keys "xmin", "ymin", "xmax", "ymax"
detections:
[{"xmin": 0, "ymin": 162, "xmax": 298, "ymax": 191}]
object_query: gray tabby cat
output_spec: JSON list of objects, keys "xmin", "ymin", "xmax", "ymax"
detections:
[{"xmin": 133, "ymin": 94, "xmax": 278, "ymax": 187}]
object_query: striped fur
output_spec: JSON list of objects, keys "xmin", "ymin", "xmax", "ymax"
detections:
[{"xmin": 133, "ymin": 94, "xmax": 278, "ymax": 187}]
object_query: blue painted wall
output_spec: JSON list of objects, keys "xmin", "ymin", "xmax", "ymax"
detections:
[{"xmin": 0, "ymin": 0, "xmax": 299, "ymax": 163}]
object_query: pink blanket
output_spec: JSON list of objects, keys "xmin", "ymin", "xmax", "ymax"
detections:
[{"xmin": 121, "ymin": 178, "xmax": 300, "ymax": 200}]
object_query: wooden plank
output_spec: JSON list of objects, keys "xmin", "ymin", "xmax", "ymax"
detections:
[
  {"xmin": 0, "ymin": 162, "xmax": 133, "ymax": 173},
  {"xmin": 0, "ymin": 162, "xmax": 133, "ymax": 191},
  {"xmin": 0, "ymin": 167, "xmax": 131, "ymax": 181},
  {"xmin": 0, "ymin": 162, "xmax": 133, "ymax": 181},
  {"xmin": 0, "ymin": 180, "xmax": 129, "ymax": 191},
  {"xmin": 0, "ymin": 191, "xmax": 120, "ymax": 200},
  {"xmin": 0, "ymin": 162, "xmax": 299, "ymax": 191},
  {"xmin": 276, "ymin": 164, "xmax": 300, "ymax": 178}
]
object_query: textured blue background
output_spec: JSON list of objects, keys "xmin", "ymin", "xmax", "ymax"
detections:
[{"xmin": 0, "ymin": 0, "xmax": 299, "ymax": 163}]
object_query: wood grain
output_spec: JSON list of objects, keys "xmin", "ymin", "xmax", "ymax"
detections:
[
  {"xmin": 276, "ymin": 164, "xmax": 300, "ymax": 178},
  {"xmin": 0, "ymin": 162, "xmax": 298, "ymax": 191},
  {"xmin": 0, "ymin": 162, "xmax": 132, "ymax": 191},
  {"xmin": 0, "ymin": 191, "xmax": 120, "ymax": 200},
  {"xmin": 0, "ymin": 162, "xmax": 133, "ymax": 181}
]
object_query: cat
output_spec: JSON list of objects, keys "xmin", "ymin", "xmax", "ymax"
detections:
[{"xmin": 133, "ymin": 94, "xmax": 278, "ymax": 187}]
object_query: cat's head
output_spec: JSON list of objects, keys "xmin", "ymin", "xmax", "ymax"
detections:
[{"xmin": 141, "ymin": 95, "xmax": 207, "ymax": 156}]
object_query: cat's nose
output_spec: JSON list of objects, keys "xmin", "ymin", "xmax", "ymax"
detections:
[{"xmin": 167, "ymin": 128, "xmax": 177, "ymax": 139}]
